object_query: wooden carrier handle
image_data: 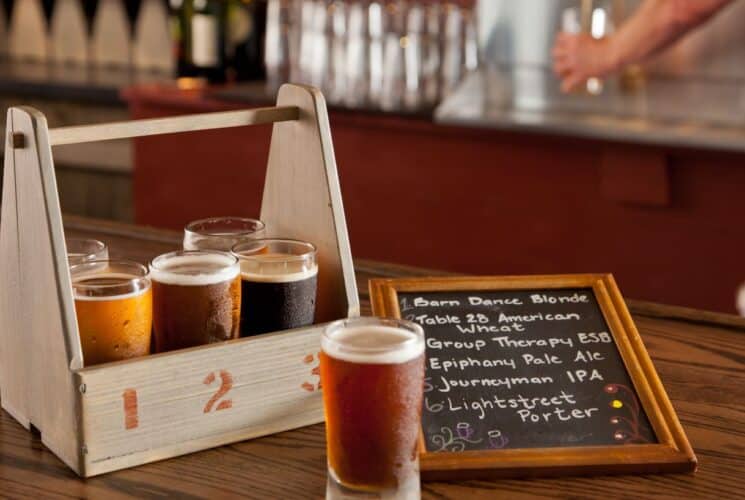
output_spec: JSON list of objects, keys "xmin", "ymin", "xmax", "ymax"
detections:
[{"xmin": 48, "ymin": 105, "xmax": 300, "ymax": 146}]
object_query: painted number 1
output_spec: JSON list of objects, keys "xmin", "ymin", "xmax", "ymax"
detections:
[
  {"xmin": 122, "ymin": 370, "xmax": 234, "ymax": 430},
  {"xmin": 203, "ymin": 370, "xmax": 233, "ymax": 413}
]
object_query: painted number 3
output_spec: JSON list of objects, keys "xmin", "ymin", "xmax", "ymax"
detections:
[{"xmin": 122, "ymin": 370, "xmax": 234, "ymax": 430}]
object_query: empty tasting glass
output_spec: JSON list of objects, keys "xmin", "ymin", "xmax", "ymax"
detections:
[
  {"xmin": 71, "ymin": 260, "xmax": 152, "ymax": 366},
  {"xmin": 150, "ymin": 251, "xmax": 241, "ymax": 352},
  {"xmin": 232, "ymin": 238, "xmax": 318, "ymax": 337},
  {"xmin": 183, "ymin": 217, "xmax": 266, "ymax": 252},
  {"xmin": 321, "ymin": 317, "xmax": 426, "ymax": 499},
  {"xmin": 66, "ymin": 238, "xmax": 108, "ymax": 266}
]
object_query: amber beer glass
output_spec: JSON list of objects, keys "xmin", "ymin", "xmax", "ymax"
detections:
[
  {"xmin": 71, "ymin": 260, "xmax": 152, "ymax": 366},
  {"xmin": 232, "ymin": 239, "xmax": 318, "ymax": 337},
  {"xmin": 183, "ymin": 217, "xmax": 265, "ymax": 251},
  {"xmin": 321, "ymin": 317, "xmax": 426, "ymax": 499},
  {"xmin": 150, "ymin": 251, "xmax": 241, "ymax": 352}
]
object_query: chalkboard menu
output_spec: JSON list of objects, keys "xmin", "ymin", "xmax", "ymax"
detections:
[
  {"xmin": 370, "ymin": 275, "xmax": 696, "ymax": 479},
  {"xmin": 399, "ymin": 288, "xmax": 656, "ymax": 451}
]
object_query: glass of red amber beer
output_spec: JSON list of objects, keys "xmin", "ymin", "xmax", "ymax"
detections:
[{"xmin": 321, "ymin": 317, "xmax": 425, "ymax": 499}]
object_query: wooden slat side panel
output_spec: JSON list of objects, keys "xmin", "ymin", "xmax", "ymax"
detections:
[
  {"xmin": 6, "ymin": 107, "xmax": 83, "ymax": 473},
  {"xmin": 261, "ymin": 84, "xmax": 359, "ymax": 321},
  {"xmin": 78, "ymin": 326, "xmax": 325, "ymax": 475},
  {"xmin": 0, "ymin": 110, "xmax": 30, "ymax": 427}
]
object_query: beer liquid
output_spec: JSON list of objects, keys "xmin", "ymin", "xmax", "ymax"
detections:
[
  {"xmin": 321, "ymin": 326, "xmax": 425, "ymax": 493},
  {"xmin": 74, "ymin": 276, "xmax": 152, "ymax": 366},
  {"xmin": 239, "ymin": 254, "xmax": 318, "ymax": 337},
  {"xmin": 150, "ymin": 255, "xmax": 241, "ymax": 352}
]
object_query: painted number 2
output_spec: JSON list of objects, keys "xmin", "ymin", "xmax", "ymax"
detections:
[{"xmin": 203, "ymin": 370, "xmax": 233, "ymax": 413}]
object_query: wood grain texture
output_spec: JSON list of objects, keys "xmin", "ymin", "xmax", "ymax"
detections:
[
  {"xmin": 0, "ymin": 108, "xmax": 84, "ymax": 474},
  {"xmin": 1, "ymin": 216, "xmax": 743, "ymax": 498},
  {"xmin": 49, "ymin": 106, "xmax": 299, "ymax": 146}
]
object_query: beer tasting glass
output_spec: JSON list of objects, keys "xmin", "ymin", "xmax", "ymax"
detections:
[
  {"xmin": 183, "ymin": 217, "xmax": 266, "ymax": 251},
  {"xmin": 66, "ymin": 238, "xmax": 108, "ymax": 266},
  {"xmin": 150, "ymin": 251, "xmax": 241, "ymax": 352},
  {"xmin": 232, "ymin": 238, "xmax": 318, "ymax": 337},
  {"xmin": 71, "ymin": 260, "xmax": 152, "ymax": 366},
  {"xmin": 320, "ymin": 317, "xmax": 426, "ymax": 499}
]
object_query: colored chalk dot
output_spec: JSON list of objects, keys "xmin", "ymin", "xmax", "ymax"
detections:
[{"xmin": 611, "ymin": 399, "xmax": 623, "ymax": 409}]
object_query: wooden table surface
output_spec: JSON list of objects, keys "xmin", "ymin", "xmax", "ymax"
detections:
[{"xmin": 1, "ymin": 216, "xmax": 743, "ymax": 499}]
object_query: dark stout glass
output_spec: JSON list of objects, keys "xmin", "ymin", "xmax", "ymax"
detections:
[
  {"xmin": 232, "ymin": 239, "xmax": 318, "ymax": 337},
  {"xmin": 320, "ymin": 318, "xmax": 426, "ymax": 498},
  {"xmin": 150, "ymin": 250, "xmax": 241, "ymax": 352}
]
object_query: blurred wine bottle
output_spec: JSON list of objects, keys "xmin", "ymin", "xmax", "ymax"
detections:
[
  {"xmin": 227, "ymin": 0, "xmax": 267, "ymax": 81},
  {"xmin": 176, "ymin": 0, "xmax": 227, "ymax": 83},
  {"xmin": 82, "ymin": 0, "xmax": 100, "ymax": 34},
  {"xmin": 123, "ymin": 0, "xmax": 143, "ymax": 35}
]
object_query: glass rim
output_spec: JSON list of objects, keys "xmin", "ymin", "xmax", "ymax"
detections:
[
  {"xmin": 231, "ymin": 238, "xmax": 317, "ymax": 263},
  {"xmin": 149, "ymin": 250, "xmax": 239, "ymax": 273},
  {"xmin": 184, "ymin": 216, "xmax": 266, "ymax": 237},
  {"xmin": 322, "ymin": 316, "xmax": 425, "ymax": 356},
  {"xmin": 70, "ymin": 260, "xmax": 149, "ymax": 291},
  {"xmin": 66, "ymin": 237, "xmax": 107, "ymax": 252}
]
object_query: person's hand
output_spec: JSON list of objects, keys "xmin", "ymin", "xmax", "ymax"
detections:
[{"xmin": 552, "ymin": 32, "xmax": 618, "ymax": 92}]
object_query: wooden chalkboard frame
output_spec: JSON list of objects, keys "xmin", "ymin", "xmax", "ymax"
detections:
[{"xmin": 370, "ymin": 274, "xmax": 696, "ymax": 480}]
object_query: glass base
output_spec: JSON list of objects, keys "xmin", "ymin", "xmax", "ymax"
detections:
[{"xmin": 326, "ymin": 468, "xmax": 420, "ymax": 500}]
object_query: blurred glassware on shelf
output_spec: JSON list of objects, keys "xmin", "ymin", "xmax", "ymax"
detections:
[
  {"xmin": 265, "ymin": 0, "xmax": 291, "ymax": 92},
  {"xmin": 380, "ymin": 0, "xmax": 405, "ymax": 111},
  {"xmin": 327, "ymin": 0, "xmax": 347, "ymax": 103},
  {"xmin": 344, "ymin": 0, "xmax": 369, "ymax": 107},
  {"xmin": 272, "ymin": 0, "xmax": 480, "ymax": 113},
  {"xmin": 403, "ymin": 2, "xmax": 423, "ymax": 110},
  {"xmin": 440, "ymin": 2, "xmax": 462, "ymax": 98},
  {"xmin": 422, "ymin": 1, "xmax": 442, "ymax": 106},
  {"xmin": 367, "ymin": 0, "xmax": 385, "ymax": 107}
]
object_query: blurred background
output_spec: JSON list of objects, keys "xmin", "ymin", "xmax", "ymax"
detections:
[{"xmin": 0, "ymin": 0, "xmax": 744, "ymax": 314}]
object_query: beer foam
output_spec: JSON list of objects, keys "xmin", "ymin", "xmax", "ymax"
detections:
[
  {"xmin": 240, "ymin": 264, "xmax": 318, "ymax": 283},
  {"xmin": 150, "ymin": 253, "xmax": 239, "ymax": 286},
  {"xmin": 322, "ymin": 325, "xmax": 424, "ymax": 364},
  {"xmin": 73, "ymin": 273, "xmax": 150, "ymax": 301}
]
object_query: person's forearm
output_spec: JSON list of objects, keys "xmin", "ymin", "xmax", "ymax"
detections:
[{"xmin": 607, "ymin": 0, "xmax": 733, "ymax": 70}]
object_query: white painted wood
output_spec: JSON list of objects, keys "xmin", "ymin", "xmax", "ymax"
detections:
[
  {"xmin": 77, "ymin": 325, "xmax": 325, "ymax": 476},
  {"xmin": 0, "ymin": 84, "xmax": 357, "ymax": 477},
  {"xmin": 0, "ymin": 111, "xmax": 30, "ymax": 428},
  {"xmin": 262, "ymin": 84, "xmax": 360, "ymax": 322},
  {"xmin": 49, "ymin": 106, "xmax": 300, "ymax": 146},
  {"xmin": 0, "ymin": 107, "xmax": 84, "ymax": 474},
  {"xmin": 8, "ymin": 0, "xmax": 48, "ymax": 62},
  {"xmin": 133, "ymin": 0, "xmax": 175, "ymax": 73},
  {"xmin": 91, "ymin": 0, "xmax": 131, "ymax": 67},
  {"xmin": 50, "ymin": 0, "xmax": 89, "ymax": 66}
]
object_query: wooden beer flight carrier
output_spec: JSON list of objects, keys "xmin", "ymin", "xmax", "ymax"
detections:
[{"xmin": 0, "ymin": 84, "xmax": 359, "ymax": 477}]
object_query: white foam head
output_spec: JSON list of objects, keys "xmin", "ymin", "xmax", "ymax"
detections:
[
  {"xmin": 240, "ymin": 257, "xmax": 318, "ymax": 283},
  {"xmin": 72, "ymin": 273, "xmax": 151, "ymax": 301},
  {"xmin": 150, "ymin": 251, "xmax": 239, "ymax": 286},
  {"xmin": 322, "ymin": 324, "xmax": 425, "ymax": 364}
]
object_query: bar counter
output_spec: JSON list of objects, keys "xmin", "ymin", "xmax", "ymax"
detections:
[{"xmin": 1, "ymin": 216, "xmax": 743, "ymax": 498}]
